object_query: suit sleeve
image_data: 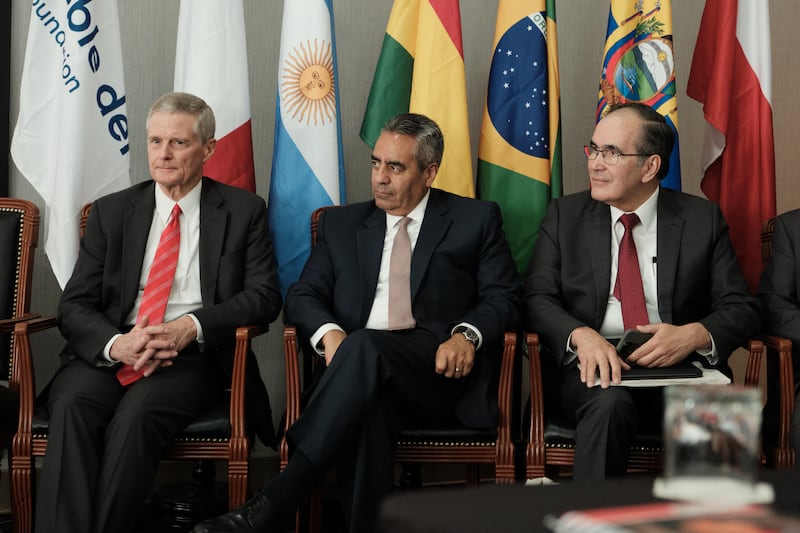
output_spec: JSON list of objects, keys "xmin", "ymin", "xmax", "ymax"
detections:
[
  {"xmin": 696, "ymin": 204, "xmax": 762, "ymax": 362},
  {"xmin": 284, "ymin": 209, "xmax": 344, "ymax": 340},
  {"xmin": 455, "ymin": 202, "xmax": 520, "ymax": 347},
  {"xmin": 758, "ymin": 213, "xmax": 800, "ymax": 346},
  {"xmin": 57, "ymin": 201, "xmax": 128, "ymax": 363},
  {"xmin": 192, "ymin": 198, "xmax": 282, "ymax": 349}
]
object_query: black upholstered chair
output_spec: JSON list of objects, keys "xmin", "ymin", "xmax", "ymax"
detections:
[
  {"xmin": 279, "ymin": 206, "xmax": 519, "ymax": 533},
  {"xmin": 10, "ymin": 203, "xmax": 267, "ymax": 533},
  {"xmin": 524, "ymin": 333, "xmax": 765, "ymax": 480}
]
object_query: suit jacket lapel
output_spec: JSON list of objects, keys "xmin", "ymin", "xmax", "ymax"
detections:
[
  {"xmin": 199, "ymin": 178, "xmax": 227, "ymax": 307},
  {"xmin": 356, "ymin": 207, "xmax": 385, "ymax": 325},
  {"xmin": 656, "ymin": 188, "xmax": 683, "ymax": 323},
  {"xmin": 411, "ymin": 191, "xmax": 451, "ymax": 301},
  {"xmin": 120, "ymin": 185, "xmax": 156, "ymax": 323},
  {"xmin": 585, "ymin": 199, "xmax": 613, "ymax": 326}
]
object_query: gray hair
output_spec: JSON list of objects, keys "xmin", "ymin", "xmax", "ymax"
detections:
[
  {"xmin": 147, "ymin": 92, "xmax": 216, "ymax": 144},
  {"xmin": 381, "ymin": 113, "xmax": 444, "ymax": 172}
]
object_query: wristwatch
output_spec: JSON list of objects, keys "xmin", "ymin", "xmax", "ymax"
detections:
[{"xmin": 453, "ymin": 325, "xmax": 479, "ymax": 349}]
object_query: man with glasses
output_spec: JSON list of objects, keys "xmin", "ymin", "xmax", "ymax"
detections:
[{"xmin": 523, "ymin": 102, "xmax": 759, "ymax": 479}]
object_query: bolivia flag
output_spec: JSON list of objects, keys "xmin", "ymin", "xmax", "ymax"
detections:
[
  {"xmin": 360, "ymin": 0, "xmax": 474, "ymax": 198},
  {"xmin": 477, "ymin": 0, "xmax": 561, "ymax": 275}
]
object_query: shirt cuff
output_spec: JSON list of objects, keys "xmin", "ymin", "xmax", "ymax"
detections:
[
  {"xmin": 187, "ymin": 313, "xmax": 204, "ymax": 344},
  {"xmin": 100, "ymin": 334, "xmax": 122, "ymax": 367},
  {"xmin": 696, "ymin": 332, "xmax": 719, "ymax": 366},
  {"xmin": 311, "ymin": 323, "xmax": 345, "ymax": 356}
]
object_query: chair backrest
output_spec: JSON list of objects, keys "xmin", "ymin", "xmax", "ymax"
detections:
[
  {"xmin": 761, "ymin": 217, "xmax": 776, "ymax": 265},
  {"xmin": 0, "ymin": 199, "xmax": 39, "ymax": 378},
  {"xmin": 79, "ymin": 202, "xmax": 93, "ymax": 239}
]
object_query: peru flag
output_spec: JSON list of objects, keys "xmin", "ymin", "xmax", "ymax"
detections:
[
  {"xmin": 174, "ymin": 0, "xmax": 256, "ymax": 191},
  {"xmin": 687, "ymin": 0, "xmax": 774, "ymax": 293}
]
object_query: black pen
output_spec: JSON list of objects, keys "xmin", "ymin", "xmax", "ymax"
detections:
[{"xmin": 652, "ymin": 256, "xmax": 657, "ymax": 277}]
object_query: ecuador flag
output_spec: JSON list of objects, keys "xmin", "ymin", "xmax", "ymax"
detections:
[
  {"xmin": 360, "ymin": 0, "xmax": 474, "ymax": 198},
  {"xmin": 598, "ymin": 0, "xmax": 681, "ymax": 190},
  {"xmin": 477, "ymin": 0, "xmax": 562, "ymax": 275}
]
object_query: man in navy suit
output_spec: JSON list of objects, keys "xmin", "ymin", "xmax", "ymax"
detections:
[
  {"xmin": 35, "ymin": 92, "xmax": 282, "ymax": 533},
  {"xmin": 195, "ymin": 113, "xmax": 520, "ymax": 533},
  {"xmin": 524, "ymin": 103, "xmax": 760, "ymax": 480}
]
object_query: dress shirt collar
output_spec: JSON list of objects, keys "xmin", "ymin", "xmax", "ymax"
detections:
[
  {"xmin": 609, "ymin": 186, "xmax": 659, "ymax": 232},
  {"xmin": 154, "ymin": 179, "xmax": 202, "ymax": 222},
  {"xmin": 385, "ymin": 189, "xmax": 431, "ymax": 229}
]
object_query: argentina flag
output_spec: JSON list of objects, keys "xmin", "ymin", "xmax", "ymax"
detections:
[{"xmin": 269, "ymin": 0, "xmax": 346, "ymax": 297}]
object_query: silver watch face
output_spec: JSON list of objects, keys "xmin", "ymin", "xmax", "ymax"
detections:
[{"xmin": 459, "ymin": 328, "xmax": 478, "ymax": 346}]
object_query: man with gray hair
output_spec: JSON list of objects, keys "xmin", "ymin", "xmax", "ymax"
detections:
[
  {"xmin": 195, "ymin": 113, "xmax": 519, "ymax": 533},
  {"xmin": 36, "ymin": 92, "xmax": 281, "ymax": 533}
]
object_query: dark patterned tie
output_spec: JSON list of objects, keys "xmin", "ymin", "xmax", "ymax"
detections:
[
  {"xmin": 614, "ymin": 213, "xmax": 649, "ymax": 329},
  {"xmin": 117, "ymin": 204, "xmax": 182, "ymax": 386}
]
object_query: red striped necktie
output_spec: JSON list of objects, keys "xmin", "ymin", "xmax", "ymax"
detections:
[{"xmin": 117, "ymin": 204, "xmax": 182, "ymax": 386}]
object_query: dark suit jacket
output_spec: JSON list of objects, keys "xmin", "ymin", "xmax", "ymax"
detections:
[
  {"xmin": 524, "ymin": 187, "xmax": 760, "ymax": 372},
  {"xmin": 285, "ymin": 188, "xmax": 520, "ymax": 428},
  {"xmin": 758, "ymin": 208, "xmax": 800, "ymax": 381},
  {"xmin": 56, "ymin": 177, "xmax": 282, "ymax": 445}
]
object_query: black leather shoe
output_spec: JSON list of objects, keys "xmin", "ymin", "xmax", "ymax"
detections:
[{"xmin": 192, "ymin": 491, "xmax": 280, "ymax": 533}]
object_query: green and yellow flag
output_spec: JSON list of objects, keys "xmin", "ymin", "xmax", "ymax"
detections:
[
  {"xmin": 477, "ymin": 0, "xmax": 561, "ymax": 274},
  {"xmin": 360, "ymin": 0, "xmax": 474, "ymax": 198}
]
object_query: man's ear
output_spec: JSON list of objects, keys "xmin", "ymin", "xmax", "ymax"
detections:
[
  {"xmin": 641, "ymin": 154, "xmax": 661, "ymax": 184},
  {"xmin": 424, "ymin": 163, "xmax": 438, "ymax": 187}
]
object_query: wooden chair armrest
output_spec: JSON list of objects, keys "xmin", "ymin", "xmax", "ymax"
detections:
[
  {"xmin": 495, "ymin": 331, "xmax": 517, "ymax": 455},
  {"xmin": 762, "ymin": 334, "xmax": 795, "ymax": 468},
  {"xmin": 525, "ymin": 332, "xmax": 545, "ymax": 478},
  {"xmin": 11, "ymin": 316, "xmax": 58, "ymax": 440},
  {"xmin": 743, "ymin": 339, "xmax": 764, "ymax": 388},
  {"xmin": 229, "ymin": 324, "xmax": 269, "ymax": 441},
  {"xmin": 280, "ymin": 326, "xmax": 301, "ymax": 469},
  {"xmin": 0, "ymin": 313, "xmax": 41, "ymax": 333}
]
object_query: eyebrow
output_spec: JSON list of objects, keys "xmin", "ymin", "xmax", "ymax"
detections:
[
  {"xmin": 371, "ymin": 155, "xmax": 406, "ymax": 170},
  {"xmin": 589, "ymin": 140, "xmax": 622, "ymax": 152}
]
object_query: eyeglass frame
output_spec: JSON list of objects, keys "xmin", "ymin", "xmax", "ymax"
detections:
[{"xmin": 582, "ymin": 144, "xmax": 653, "ymax": 165}]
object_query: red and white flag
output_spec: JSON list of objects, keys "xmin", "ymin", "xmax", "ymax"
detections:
[
  {"xmin": 11, "ymin": 0, "xmax": 131, "ymax": 287},
  {"xmin": 687, "ymin": 0, "xmax": 775, "ymax": 293},
  {"xmin": 174, "ymin": 0, "xmax": 256, "ymax": 192}
]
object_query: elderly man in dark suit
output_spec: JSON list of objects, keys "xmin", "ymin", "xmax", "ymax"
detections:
[
  {"xmin": 35, "ymin": 92, "xmax": 282, "ymax": 533},
  {"xmin": 524, "ymin": 102, "xmax": 760, "ymax": 480},
  {"xmin": 195, "ymin": 113, "xmax": 520, "ymax": 533}
]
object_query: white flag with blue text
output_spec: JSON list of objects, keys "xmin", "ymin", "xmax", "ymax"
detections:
[
  {"xmin": 269, "ymin": 0, "xmax": 346, "ymax": 296},
  {"xmin": 11, "ymin": 0, "xmax": 131, "ymax": 288}
]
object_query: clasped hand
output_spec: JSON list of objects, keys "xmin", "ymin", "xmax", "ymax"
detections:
[
  {"xmin": 573, "ymin": 322, "xmax": 710, "ymax": 389},
  {"xmin": 109, "ymin": 315, "xmax": 197, "ymax": 377},
  {"xmin": 435, "ymin": 333, "xmax": 475, "ymax": 379}
]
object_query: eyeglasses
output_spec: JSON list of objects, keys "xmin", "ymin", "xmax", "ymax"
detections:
[{"xmin": 583, "ymin": 145, "xmax": 651, "ymax": 165}]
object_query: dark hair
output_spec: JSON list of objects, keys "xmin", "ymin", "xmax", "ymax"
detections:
[
  {"xmin": 381, "ymin": 113, "xmax": 444, "ymax": 172},
  {"xmin": 147, "ymin": 92, "xmax": 216, "ymax": 144},
  {"xmin": 607, "ymin": 102, "xmax": 674, "ymax": 180}
]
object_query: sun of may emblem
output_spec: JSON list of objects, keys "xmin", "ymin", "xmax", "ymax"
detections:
[{"xmin": 281, "ymin": 39, "xmax": 337, "ymax": 125}]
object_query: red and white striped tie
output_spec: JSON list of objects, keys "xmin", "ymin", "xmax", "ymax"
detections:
[{"xmin": 117, "ymin": 204, "xmax": 182, "ymax": 386}]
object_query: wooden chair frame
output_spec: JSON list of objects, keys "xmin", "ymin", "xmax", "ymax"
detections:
[
  {"xmin": 10, "ymin": 202, "xmax": 266, "ymax": 533},
  {"xmin": 525, "ymin": 332, "xmax": 765, "ymax": 480}
]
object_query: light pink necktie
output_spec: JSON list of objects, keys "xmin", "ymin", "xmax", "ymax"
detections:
[
  {"xmin": 614, "ymin": 213, "xmax": 649, "ymax": 330},
  {"xmin": 387, "ymin": 217, "xmax": 415, "ymax": 330},
  {"xmin": 117, "ymin": 204, "xmax": 182, "ymax": 386}
]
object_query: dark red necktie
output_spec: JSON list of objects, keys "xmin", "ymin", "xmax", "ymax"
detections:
[
  {"xmin": 614, "ymin": 213, "xmax": 649, "ymax": 329},
  {"xmin": 117, "ymin": 204, "xmax": 182, "ymax": 386}
]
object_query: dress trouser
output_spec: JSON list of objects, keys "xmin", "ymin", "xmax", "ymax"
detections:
[
  {"xmin": 286, "ymin": 328, "xmax": 465, "ymax": 533},
  {"xmin": 35, "ymin": 351, "xmax": 219, "ymax": 533},
  {"xmin": 558, "ymin": 370, "xmax": 663, "ymax": 480}
]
